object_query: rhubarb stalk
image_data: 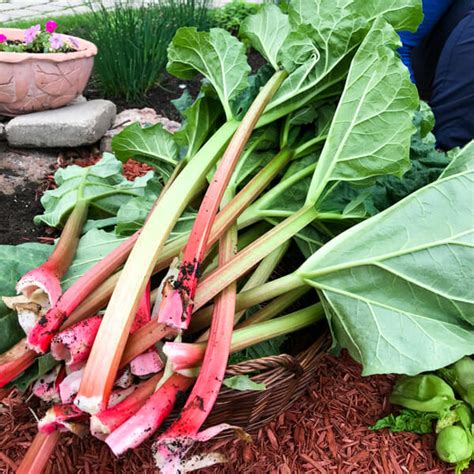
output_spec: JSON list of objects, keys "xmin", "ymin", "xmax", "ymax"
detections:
[
  {"xmin": 158, "ymin": 70, "xmax": 288, "ymax": 331},
  {"xmin": 105, "ymin": 374, "xmax": 193, "ymax": 455},
  {"xmin": 76, "ymin": 71, "xmax": 286, "ymax": 415},
  {"xmin": 16, "ymin": 431, "xmax": 60, "ymax": 474},
  {"xmin": 154, "ymin": 174, "xmax": 240, "ymax": 470},
  {"xmin": 164, "ymin": 303, "xmax": 324, "ymax": 372},
  {"xmin": 90, "ymin": 373, "xmax": 162, "ymax": 438}
]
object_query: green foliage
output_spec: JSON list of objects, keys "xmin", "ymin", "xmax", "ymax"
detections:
[
  {"xmin": 84, "ymin": 0, "xmax": 211, "ymax": 101},
  {"xmin": 371, "ymin": 409, "xmax": 438, "ymax": 434},
  {"xmin": 35, "ymin": 153, "xmax": 156, "ymax": 228},
  {"xmin": 209, "ymin": 1, "xmax": 260, "ymax": 33},
  {"xmin": 222, "ymin": 374, "xmax": 266, "ymax": 391},
  {"xmin": 390, "ymin": 375, "xmax": 458, "ymax": 413},
  {"xmin": 167, "ymin": 27, "xmax": 251, "ymax": 120},
  {"xmin": 297, "ymin": 156, "xmax": 474, "ymax": 375}
]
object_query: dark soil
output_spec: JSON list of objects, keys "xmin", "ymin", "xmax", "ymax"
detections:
[
  {"xmin": 0, "ymin": 182, "xmax": 46, "ymax": 246},
  {"xmin": 84, "ymin": 49, "xmax": 267, "ymax": 121}
]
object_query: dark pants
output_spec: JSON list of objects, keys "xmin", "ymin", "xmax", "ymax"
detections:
[{"xmin": 413, "ymin": 1, "xmax": 474, "ymax": 150}]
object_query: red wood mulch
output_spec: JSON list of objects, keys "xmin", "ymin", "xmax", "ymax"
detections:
[
  {"xmin": 0, "ymin": 152, "xmax": 456, "ymax": 473},
  {"xmin": 0, "ymin": 352, "xmax": 453, "ymax": 473}
]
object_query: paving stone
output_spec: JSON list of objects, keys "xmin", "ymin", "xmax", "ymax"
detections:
[{"xmin": 6, "ymin": 100, "xmax": 116, "ymax": 148}]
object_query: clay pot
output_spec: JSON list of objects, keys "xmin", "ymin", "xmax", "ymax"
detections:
[{"xmin": 0, "ymin": 28, "xmax": 97, "ymax": 116}]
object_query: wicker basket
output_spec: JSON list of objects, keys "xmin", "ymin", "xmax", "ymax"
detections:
[{"xmin": 201, "ymin": 331, "xmax": 331, "ymax": 434}]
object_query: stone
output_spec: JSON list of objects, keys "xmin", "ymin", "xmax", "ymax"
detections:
[
  {"xmin": 100, "ymin": 107, "xmax": 180, "ymax": 153},
  {"xmin": 0, "ymin": 123, "xmax": 5, "ymax": 142},
  {"xmin": 6, "ymin": 100, "xmax": 117, "ymax": 148},
  {"xmin": 0, "ymin": 144, "xmax": 58, "ymax": 195}
]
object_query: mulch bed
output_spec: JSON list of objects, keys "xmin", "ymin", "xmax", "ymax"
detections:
[{"xmin": 0, "ymin": 352, "xmax": 451, "ymax": 473}]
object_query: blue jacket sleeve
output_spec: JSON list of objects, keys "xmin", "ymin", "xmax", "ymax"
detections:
[{"xmin": 398, "ymin": 0, "xmax": 454, "ymax": 81}]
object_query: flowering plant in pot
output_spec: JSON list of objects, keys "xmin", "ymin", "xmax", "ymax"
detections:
[{"xmin": 0, "ymin": 21, "xmax": 97, "ymax": 116}]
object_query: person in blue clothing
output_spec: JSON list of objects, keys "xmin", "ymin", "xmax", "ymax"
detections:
[{"xmin": 398, "ymin": 0, "xmax": 474, "ymax": 150}]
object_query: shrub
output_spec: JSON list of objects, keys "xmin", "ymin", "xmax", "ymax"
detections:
[
  {"xmin": 85, "ymin": 0, "xmax": 211, "ymax": 101},
  {"xmin": 209, "ymin": 0, "xmax": 260, "ymax": 33}
]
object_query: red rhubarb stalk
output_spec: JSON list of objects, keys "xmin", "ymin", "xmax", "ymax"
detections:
[
  {"xmin": 105, "ymin": 374, "xmax": 193, "ymax": 456},
  {"xmin": 51, "ymin": 315, "xmax": 102, "ymax": 367},
  {"xmin": 155, "ymin": 178, "xmax": 239, "ymax": 470},
  {"xmin": 90, "ymin": 372, "xmax": 162, "ymax": 438},
  {"xmin": 158, "ymin": 70, "xmax": 288, "ymax": 331},
  {"xmin": 0, "ymin": 340, "xmax": 36, "ymax": 388},
  {"xmin": 17, "ymin": 431, "xmax": 60, "ymax": 474}
]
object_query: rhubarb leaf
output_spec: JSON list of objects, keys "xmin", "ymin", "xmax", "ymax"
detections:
[
  {"xmin": 11, "ymin": 353, "xmax": 58, "ymax": 392},
  {"xmin": 167, "ymin": 27, "xmax": 251, "ymax": 120},
  {"xmin": 61, "ymin": 229, "xmax": 126, "ymax": 289},
  {"xmin": 0, "ymin": 313, "xmax": 24, "ymax": 354},
  {"xmin": 174, "ymin": 93, "xmax": 224, "ymax": 161},
  {"xmin": 240, "ymin": 5, "xmax": 291, "ymax": 70},
  {"xmin": 112, "ymin": 122, "xmax": 179, "ymax": 167},
  {"xmin": 306, "ymin": 18, "xmax": 418, "ymax": 204},
  {"xmin": 297, "ymin": 166, "xmax": 474, "ymax": 375},
  {"xmin": 263, "ymin": 0, "xmax": 421, "ymax": 123},
  {"xmin": 35, "ymin": 154, "xmax": 156, "ymax": 228},
  {"xmin": 349, "ymin": 0, "xmax": 423, "ymax": 32},
  {"xmin": 223, "ymin": 375, "xmax": 266, "ymax": 391},
  {"xmin": 440, "ymin": 141, "xmax": 474, "ymax": 179}
]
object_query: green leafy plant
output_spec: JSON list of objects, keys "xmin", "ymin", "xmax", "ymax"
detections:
[{"xmin": 209, "ymin": 0, "xmax": 260, "ymax": 33}]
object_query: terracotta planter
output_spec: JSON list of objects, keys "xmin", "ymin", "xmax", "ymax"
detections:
[{"xmin": 0, "ymin": 28, "xmax": 97, "ymax": 116}]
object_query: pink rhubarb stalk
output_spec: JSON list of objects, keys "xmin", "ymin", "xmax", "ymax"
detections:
[
  {"xmin": 0, "ymin": 340, "xmax": 36, "ymax": 388},
  {"xmin": 158, "ymin": 70, "xmax": 288, "ymax": 331},
  {"xmin": 105, "ymin": 374, "xmax": 193, "ymax": 456},
  {"xmin": 17, "ymin": 431, "xmax": 60, "ymax": 474},
  {"xmin": 26, "ymin": 228, "xmax": 140, "ymax": 353},
  {"xmin": 154, "ymin": 179, "xmax": 239, "ymax": 470},
  {"xmin": 90, "ymin": 372, "xmax": 162, "ymax": 438},
  {"xmin": 51, "ymin": 315, "xmax": 102, "ymax": 368}
]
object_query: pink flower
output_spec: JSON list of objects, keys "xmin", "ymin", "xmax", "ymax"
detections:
[
  {"xmin": 49, "ymin": 33, "xmax": 63, "ymax": 50},
  {"xmin": 0, "ymin": 34, "xmax": 7, "ymax": 44},
  {"xmin": 45, "ymin": 20, "xmax": 58, "ymax": 33},
  {"xmin": 24, "ymin": 24, "xmax": 41, "ymax": 44}
]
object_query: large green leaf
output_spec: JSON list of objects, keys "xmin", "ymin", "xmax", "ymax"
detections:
[
  {"xmin": 167, "ymin": 27, "xmax": 251, "ymax": 120},
  {"xmin": 35, "ymin": 154, "xmax": 156, "ymax": 228},
  {"xmin": 261, "ymin": 0, "xmax": 421, "ymax": 124},
  {"xmin": 240, "ymin": 4, "xmax": 291, "ymax": 70},
  {"xmin": 350, "ymin": 0, "xmax": 423, "ymax": 32},
  {"xmin": 112, "ymin": 122, "xmax": 179, "ymax": 167},
  {"xmin": 306, "ymin": 18, "xmax": 418, "ymax": 204},
  {"xmin": 440, "ymin": 141, "xmax": 474, "ymax": 179},
  {"xmin": 173, "ymin": 93, "xmax": 224, "ymax": 161},
  {"xmin": 297, "ymin": 165, "xmax": 474, "ymax": 375}
]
